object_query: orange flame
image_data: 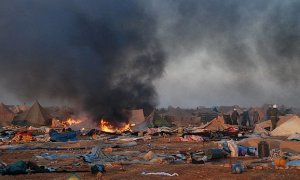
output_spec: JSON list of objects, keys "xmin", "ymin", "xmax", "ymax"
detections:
[
  {"xmin": 99, "ymin": 119, "xmax": 131, "ymax": 133},
  {"xmin": 63, "ymin": 118, "xmax": 82, "ymax": 126}
]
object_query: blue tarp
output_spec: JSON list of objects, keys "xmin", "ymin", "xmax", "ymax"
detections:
[
  {"xmin": 49, "ymin": 129, "xmax": 78, "ymax": 142},
  {"xmin": 286, "ymin": 160, "xmax": 300, "ymax": 167},
  {"xmin": 83, "ymin": 146, "xmax": 102, "ymax": 163},
  {"xmin": 34, "ymin": 153, "xmax": 80, "ymax": 160}
]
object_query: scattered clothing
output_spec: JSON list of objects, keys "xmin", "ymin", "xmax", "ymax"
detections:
[
  {"xmin": 34, "ymin": 153, "xmax": 80, "ymax": 160},
  {"xmin": 91, "ymin": 164, "xmax": 105, "ymax": 174},
  {"xmin": 141, "ymin": 172, "xmax": 179, "ymax": 176},
  {"xmin": 179, "ymin": 135, "xmax": 203, "ymax": 142},
  {"xmin": 49, "ymin": 129, "xmax": 78, "ymax": 142}
]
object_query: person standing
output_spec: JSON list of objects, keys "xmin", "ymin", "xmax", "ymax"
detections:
[
  {"xmin": 270, "ymin": 104, "xmax": 279, "ymax": 130},
  {"xmin": 266, "ymin": 105, "xmax": 272, "ymax": 120},
  {"xmin": 231, "ymin": 108, "xmax": 240, "ymax": 125},
  {"xmin": 252, "ymin": 109, "xmax": 260, "ymax": 125},
  {"xmin": 241, "ymin": 109, "xmax": 251, "ymax": 126}
]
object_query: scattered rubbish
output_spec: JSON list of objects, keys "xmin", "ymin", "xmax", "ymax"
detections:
[
  {"xmin": 1, "ymin": 160, "xmax": 50, "ymax": 175},
  {"xmin": 286, "ymin": 160, "xmax": 300, "ymax": 167},
  {"xmin": 91, "ymin": 164, "xmax": 106, "ymax": 174},
  {"xmin": 49, "ymin": 129, "xmax": 78, "ymax": 142},
  {"xmin": 273, "ymin": 158, "xmax": 287, "ymax": 167},
  {"xmin": 12, "ymin": 131, "xmax": 33, "ymax": 142},
  {"xmin": 222, "ymin": 140, "xmax": 238, "ymax": 157},
  {"xmin": 141, "ymin": 172, "xmax": 179, "ymax": 176},
  {"xmin": 34, "ymin": 153, "xmax": 80, "ymax": 160},
  {"xmin": 83, "ymin": 146, "xmax": 102, "ymax": 163},
  {"xmin": 231, "ymin": 162, "xmax": 244, "ymax": 174},
  {"xmin": 270, "ymin": 149, "xmax": 282, "ymax": 160},
  {"xmin": 143, "ymin": 151, "xmax": 157, "ymax": 161},
  {"xmin": 179, "ymin": 135, "xmax": 203, "ymax": 142},
  {"xmin": 2, "ymin": 105, "xmax": 300, "ymax": 178},
  {"xmin": 206, "ymin": 148, "xmax": 227, "ymax": 160},
  {"xmin": 238, "ymin": 145, "xmax": 256, "ymax": 156}
]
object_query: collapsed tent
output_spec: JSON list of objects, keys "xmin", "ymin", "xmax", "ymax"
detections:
[
  {"xmin": 254, "ymin": 114, "xmax": 297, "ymax": 135},
  {"xmin": 128, "ymin": 109, "xmax": 145, "ymax": 126},
  {"xmin": 0, "ymin": 103, "xmax": 15, "ymax": 126},
  {"xmin": 199, "ymin": 116, "xmax": 235, "ymax": 131},
  {"xmin": 12, "ymin": 101, "xmax": 52, "ymax": 127},
  {"xmin": 131, "ymin": 111, "xmax": 154, "ymax": 132},
  {"xmin": 271, "ymin": 116, "xmax": 300, "ymax": 136}
]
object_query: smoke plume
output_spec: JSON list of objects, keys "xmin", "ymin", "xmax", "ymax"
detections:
[
  {"xmin": 0, "ymin": 1, "xmax": 165, "ymax": 121},
  {"xmin": 1, "ymin": 0, "xmax": 300, "ymax": 115},
  {"xmin": 150, "ymin": 0, "xmax": 300, "ymax": 107}
]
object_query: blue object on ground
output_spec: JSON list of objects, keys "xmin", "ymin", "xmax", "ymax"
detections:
[
  {"xmin": 83, "ymin": 146, "xmax": 101, "ymax": 163},
  {"xmin": 3, "ymin": 160, "xmax": 27, "ymax": 175},
  {"xmin": 35, "ymin": 153, "xmax": 79, "ymax": 160},
  {"xmin": 231, "ymin": 162, "xmax": 244, "ymax": 174},
  {"xmin": 238, "ymin": 145, "xmax": 248, "ymax": 156},
  {"xmin": 91, "ymin": 164, "xmax": 105, "ymax": 174},
  {"xmin": 286, "ymin": 160, "xmax": 300, "ymax": 167},
  {"xmin": 247, "ymin": 146, "xmax": 257, "ymax": 156},
  {"xmin": 49, "ymin": 129, "xmax": 78, "ymax": 142}
]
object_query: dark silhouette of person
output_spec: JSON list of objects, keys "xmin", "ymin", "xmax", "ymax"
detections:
[
  {"xmin": 266, "ymin": 105, "xmax": 272, "ymax": 120},
  {"xmin": 231, "ymin": 108, "xmax": 240, "ymax": 125},
  {"xmin": 252, "ymin": 109, "xmax": 260, "ymax": 125},
  {"xmin": 241, "ymin": 110, "xmax": 251, "ymax": 126},
  {"xmin": 270, "ymin": 104, "xmax": 279, "ymax": 130}
]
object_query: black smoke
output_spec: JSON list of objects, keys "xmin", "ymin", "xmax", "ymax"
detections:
[
  {"xmin": 0, "ymin": 1, "xmax": 165, "ymax": 122},
  {"xmin": 1, "ymin": 0, "xmax": 300, "ymax": 112}
]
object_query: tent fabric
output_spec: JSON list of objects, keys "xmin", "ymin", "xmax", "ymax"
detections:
[
  {"xmin": 131, "ymin": 111, "xmax": 154, "ymax": 132},
  {"xmin": 199, "ymin": 116, "xmax": 235, "ymax": 131},
  {"xmin": 271, "ymin": 116, "xmax": 300, "ymax": 136},
  {"xmin": 0, "ymin": 103, "xmax": 15, "ymax": 126},
  {"xmin": 254, "ymin": 114, "xmax": 296, "ymax": 134},
  {"xmin": 128, "ymin": 109, "xmax": 145, "ymax": 125},
  {"xmin": 13, "ymin": 101, "xmax": 52, "ymax": 126}
]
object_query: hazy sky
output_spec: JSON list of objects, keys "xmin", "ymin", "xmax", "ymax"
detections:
[{"xmin": 0, "ymin": 0, "xmax": 300, "ymax": 109}]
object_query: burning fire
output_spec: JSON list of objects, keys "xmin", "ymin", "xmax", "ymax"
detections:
[
  {"xmin": 63, "ymin": 118, "xmax": 82, "ymax": 126},
  {"xmin": 99, "ymin": 119, "xmax": 131, "ymax": 133}
]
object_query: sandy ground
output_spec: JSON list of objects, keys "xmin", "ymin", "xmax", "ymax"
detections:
[{"xmin": 1, "ymin": 136, "xmax": 300, "ymax": 180}]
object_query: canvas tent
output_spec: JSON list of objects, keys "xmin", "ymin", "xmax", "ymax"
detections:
[
  {"xmin": 128, "ymin": 109, "xmax": 145, "ymax": 126},
  {"xmin": 199, "ymin": 115, "xmax": 235, "ymax": 131},
  {"xmin": 270, "ymin": 115, "xmax": 300, "ymax": 136},
  {"xmin": 13, "ymin": 101, "xmax": 52, "ymax": 126},
  {"xmin": 131, "ymin": 111, "xmax": 155, "ymax": 132},
  {"xmin": 0, "ymin": 103, "xmax": 15, "ymax": 126},
  {"xmin": 254, "ymin": 114, "xmax": 297, "ymax": 135}
]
